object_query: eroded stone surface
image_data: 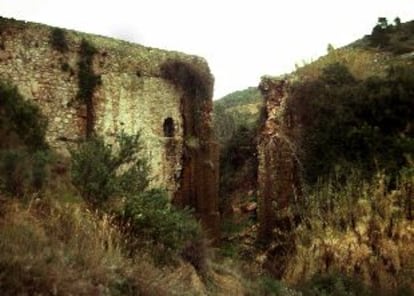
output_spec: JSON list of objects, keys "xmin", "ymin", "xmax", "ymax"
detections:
[{"xmin": 257, "ymin": 77, "xmax": 301, "ymax": 241}]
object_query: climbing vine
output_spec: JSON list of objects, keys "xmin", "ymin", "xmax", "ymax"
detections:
[
  {"xmin": 77, "ymin": 39, "xmax": 101, "ymax": 138},
  {"xmin": 50, "ymin": 28, "xmax": 68, "ymax": 53}
]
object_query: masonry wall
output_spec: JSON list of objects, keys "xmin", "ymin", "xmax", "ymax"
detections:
[{"xmin": 0, "ymin": 17, "xmax": 219, "ymax": 233}]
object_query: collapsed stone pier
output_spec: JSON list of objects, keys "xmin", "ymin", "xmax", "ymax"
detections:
[{"xmin": 257, "ymin": 77, "xmax": 301, "ymax": 241}]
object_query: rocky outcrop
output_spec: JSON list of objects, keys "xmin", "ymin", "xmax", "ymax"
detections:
[{"xmin": 0, "ymin": 17, "xmax": 219, "ymax": 235}]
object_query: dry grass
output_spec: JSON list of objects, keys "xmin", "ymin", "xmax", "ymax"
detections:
[
  {"xmin": 0, "ymin": 196, "xmax": 193, "ymax": 295},
  {"xmin": 0, "ymin": 194, "xmax": 249, "ymax": 295},
  {"xmin": 295, "ymin": 47, "xmax": 389, "ymax": 81},
  {"xmin": 280, "ymin": 173, "xmax": 414, "ymax": 292}
]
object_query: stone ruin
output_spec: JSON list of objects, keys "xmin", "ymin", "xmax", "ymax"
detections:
[
  {"xmin": 0, "ymin": 17, "xmax": 219, "ymax": 235},
  {"xmin": 257, "ymin": 77, "xmax": 302, "ymax": 242}
]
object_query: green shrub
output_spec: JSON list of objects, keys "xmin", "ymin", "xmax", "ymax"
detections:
[
  {"xmin": 31, "ymin": 150, "xmax": 49, "ymax": 190},
  {"xmin": 0, "ymin": 149, "xmax": 50, "ymax": 196},
  {"xmin": 0, "ymin": 149, "xmax": 30, "ymax": 196},
  {"xmin": 0, "ymin": 81, "xmax": 48, "ymax": 150},
  {"xmin": 121, "ymin": 189, "xmax": 203, "ymax": 265},
  {"xmin": 259, "ymin": 275, "xmax": 283, "ymax": 295},
  {"xmin": 50, "ymin": 28, "xmax": 68, "ymax": 52},
  {"xmin": 300, "ymin": 272, "xmax": 371, "ymax": 296},
  {"xmin": 0, "ymin": 81, "xmax": 50, "ymax": 196},
  {"xmin": 219, "ymin": 124, "xmax": 258, "ymax": 201},
  {"xmin": 70, "ymin": 132, "xmax": 149, "ymax": 206},
  {"xmin": 288, "ymin": 63, "xmax": 414, "ymax": 183}
]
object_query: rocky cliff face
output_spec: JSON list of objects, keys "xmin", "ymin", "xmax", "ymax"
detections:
[{"xmin": 0, "ymin": 17, "xmax": 219, "ymax": 235}]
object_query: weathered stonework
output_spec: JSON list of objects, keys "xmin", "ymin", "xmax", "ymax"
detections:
[
  {"xmin": 257, "ymin": 77, "xmax": 301, "ymax": 242},
  {"xmin": 0, "ymin": 17, "xmax": 219, "ymax": 235}
]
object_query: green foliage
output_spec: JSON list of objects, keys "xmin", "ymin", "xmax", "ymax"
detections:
[
  {"xmin": 70, "ymin": 132, "xmax": 149, "ymax": 206},
  {"xmin": 220, "ymin": 125, "xmax": 257, "ymax": 181},
  {"xmin": 76, "ymin": 39, "xmax": 101, "ymax": 137},
  {"xmin": 0, "ymin": 150, "xmax": 30, "ymax": 196},
  {"xmin": 214, "ymin": 87, "xmax": 262, "ymax": 145},
  {"xmin": 213, "ymin": 87, "xmax": 262, "ymax": 206},
  {"xmin": 216, "ymin": 87, "xmax": 261, "ymax": 110},
  {"xmin": 367, "ymin": 18, "xmax": 414, "ymax": 54},
  {"xmin": 370, "ymin": 23, "xmax": 390, "ymax": 48},
  {"xmin": 121, "ymin": 189, "xmax": 203, "ymax": 265},
  {"xmin": 259, "ymin": 275, "xmax": 283, "ymax": 295},
  {"xmin": 0, "ymin": 149, "xmax": 50, "ymax": 197},
  {"xmin": 394, "ymin": 17, "xmax": 402, "ymax": 28},
  {"xmin": 160, "ymin": 59, "xmax": 213, "ymax": 102},
  {"xmin": 300, "ymin": 272, "xmax": 371, "ymax": 296},
  {"xmin": 31, "ymin": 150, "xmax": 49, "ymax": 190},
  {"xmin": 0, "ymin": 80, "xmax": 50, "ymax": 197},
  {"xmin": 219, "ymin": 125, "xmax": 258, "ymax": 211},
  {"xmin": 288, "ymin": 62, "xmax": 414, "ymax": 183},
  {"xmin": 320, "ymin": 62, "xmax": 356, "ymax": 85},
  {"xmin": 50, "ymin": 28, "xmax": 68, "ymax": 52},
  {"xmin": 213, "ymin": 103, "xmax": 236, "ymax": 145},
  {"xmin": 377, "ymin": 17, "xmax": 389, "ymax": 29},
  {"xmin": 0, "ymin": 81, "xmax": 48, "ymax": 150},
  {"xmin": 218, "ymin": 218, "xmax": 255, "ymax": 259}
]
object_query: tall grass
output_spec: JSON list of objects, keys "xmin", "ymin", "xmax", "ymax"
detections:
[
  {"xmin": 280, "ymin": 170, "xmax": 414, "ymax": 293},
  {"xmin": 0, "ymin": 197, "xmax": 182, "ymax": 295}
]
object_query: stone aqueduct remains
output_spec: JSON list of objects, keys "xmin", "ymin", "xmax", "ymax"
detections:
[
  {"xmin": 0, "ymin": 17, "xmax": 219, "ymax": 234},
  {"xmin": 0, "ymin": 17, "xmax": 300, "ymax": 238}
]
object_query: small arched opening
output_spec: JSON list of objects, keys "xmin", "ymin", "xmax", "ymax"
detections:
[{"xmin": 163, "ymin": 117, "xmax": 175, "ymax": 137}]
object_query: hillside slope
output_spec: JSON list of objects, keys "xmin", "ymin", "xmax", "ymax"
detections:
[{"xmin": 214, "ymin": 17, "xmax": 414, "ymax": 295}]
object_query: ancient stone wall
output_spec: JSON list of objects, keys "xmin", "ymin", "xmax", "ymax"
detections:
[
  {"xmin": 257, "ymin": 77, "xmax": 301, "ymax": 242},
  {"xmin": 0, "ymin": 17, "xmax": 219, "ymax": 234}
]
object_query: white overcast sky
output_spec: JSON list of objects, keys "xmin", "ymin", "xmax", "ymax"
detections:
[{"xmin": 1, "ymin": 1, "xmax": 413, "ymax": 99}]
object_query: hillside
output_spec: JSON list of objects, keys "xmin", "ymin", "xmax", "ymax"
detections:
[
  {"xmin": 213, "ymin": 87, "xmax": 262, "ymax": 145},
  {"xmin": 214, "ymin": 18, "xmax": 414, "ymax": 123},
  {"xmin": 214, "ymin": 17, "xmax": 414, "ymax": 296}
]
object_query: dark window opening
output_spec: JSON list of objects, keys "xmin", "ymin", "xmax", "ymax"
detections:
[{"xmin": 163, "ymin": 117, "xmax": 175, "ymax": 137}]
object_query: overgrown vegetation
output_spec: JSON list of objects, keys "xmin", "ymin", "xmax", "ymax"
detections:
[
  {"xmin": 0, "ymin": 81, "xmax": 50, "ymax": 197},
  {"xmin": 299, "ymin": 272, "xmax": 372, "ymax": 296},
  {"xmin": 367, "ymin": 17, "xmax": 414, "ymax": 54},
  {"xmin": 0, "ymin": 149, "xmax": 49, "ymax": 196},
  {"xmin": 216, "ymin": 87, "xmax": 261, "ymax": 110},
  {"xmin": 1, "ymin": 14, "xmax": 413, "ymax": 295},
  {"xmin": 214, "ymin": 87, "xmax": 262, "ymax": 145},
  {"xmin": 281, "ymin": 171, "xmax": 414, "ymax": 294},
  {"xmin": 213, "ymin": 87, "xmax": 262, "ymax": 215},
  {"xmin": 76, "ymin": 39, "xmax": 101, "ymax": 137},
  {"xmin": 121, "ymin": 189, "xmax": 205, "ymax": 267},
  {"xmin": 0, "ymin": 198, "xmax": 181, "ymax": 295},
  {"xmin": 0, "ymin": 81, "xmax": 48, "ymax": 150},
  {"xmin": 160, "ymin": 59, "xmax": 213, "ymax": 103},
  {"xmin": 70, "ymin": 133, "xmax": 208, "ymax": 268},
  {"xmin": 219, "ymin": 125, "xmax": 258, "ymax": 212},
  {"xmin": 0, "ymin": 80, "xmax": 218, "ymax": 295},
  {"xmin": 70, "ymin": 133, "xmax": 149, "ymax": 207},
  {"xmin": 214, "ymin": 17, "xmax": 414, "ymax": 295},
  {"xmin": 288, "ymin": 62, "xmax": 414, "ymax": 183},
  {"xmin": 50, "ymin": 27, "xmax": 69, "ymax": 52},
  {"xmin": 161, "ymin": 59, "xmax": 214, "ymax": 146}
]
